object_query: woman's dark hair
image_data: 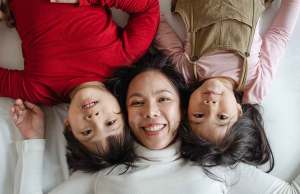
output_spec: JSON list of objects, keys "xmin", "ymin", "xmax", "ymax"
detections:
[
  {"xmin": 0, "ymin": 0, "xmax": 15, "ymax": 27},
  {"xmin": 64, "ymin": 123, "xmax": 136, "ymax": 174},
  {"xmin": 180, "ymin": 82, "xmax": 274, "ymax": 173},
  {"xmin": 106, "ymin": 52, "xmax": 189, "ymax": 123},
  {"xmin": 106, "ymin": 52, "xmax": 189, "ymax": 149}
]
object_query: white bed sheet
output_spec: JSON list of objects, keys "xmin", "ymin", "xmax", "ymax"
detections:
[{"xmin": 0, "ymin": 0, "xmax": 300, "ymax": 193}]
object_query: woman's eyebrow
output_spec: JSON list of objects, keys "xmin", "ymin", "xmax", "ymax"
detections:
[
  {"xmin": 127, "ymin": 92, "xmax": 143, "ymax": 99},
  {"xmin": 128, "ymin": 89, "xmax": 174, "ymax": 98},
  {"xmin": 154, "ymin": 89, "xmax": 174, "ymax": 95}
]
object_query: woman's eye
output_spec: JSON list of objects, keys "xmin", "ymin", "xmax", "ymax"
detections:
[
  {"xmin": 193, "ymin": 113, "xmax": 204, "ymax": 118},
  {"xmin": 106, "ymin": 119, "xmax": 117, "ymax": 126},
  {"xmin": 131, "ymin": 101, "xmax": 144, "ymax": 106},
  {"xmin": 218, "ymin": 114, "xmax": 229, "ymax": 120},
  {"xmin": 81, "ymin": 128, "xmax": 92, "ymax": 136},
  {"xmin": 158, "ymin": 97, "xmax": 170, "ymax": 102}
]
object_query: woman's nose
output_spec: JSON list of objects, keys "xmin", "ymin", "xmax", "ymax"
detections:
[
  {"xmin": 144, "ymin": 103, "xmax": 160, "ymax": 118},
  {"xmin": 203, "ymin": 99, "xmax": 217, "ymax": 104}
]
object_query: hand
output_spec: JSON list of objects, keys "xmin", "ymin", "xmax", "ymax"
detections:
[
  {"xmin": 11, "ymin": 99, "xmax": 45, "ymax": 139},
  {"xmin": 50, "ymin": 0, "xmax": 79, "ymax": 3}
]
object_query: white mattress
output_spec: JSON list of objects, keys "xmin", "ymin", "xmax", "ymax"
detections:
[{"xmin": 0, "ymin": 0, "xmax": 300, "ymax": 193}]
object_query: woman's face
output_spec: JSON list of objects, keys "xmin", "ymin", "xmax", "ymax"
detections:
[
  {"xmin": 67, "ymin": 82, "xmax": 124, "ymax": 153},
  {"xmin": 188, "ymin": 78, "xmax": 242, "ymax": 144},
  {"xmin": 127, "ymin": 70, "xmax": 181, "ymax": 150}
]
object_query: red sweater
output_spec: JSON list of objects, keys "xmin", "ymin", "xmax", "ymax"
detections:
[{"xmin": 0, "ymin": 0, "xmax": 159, "ymax": 105}]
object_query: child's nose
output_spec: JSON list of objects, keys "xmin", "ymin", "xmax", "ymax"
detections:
[{"xmin": 85, "ymin": 111, "xmax": 100, "ymax": 120}]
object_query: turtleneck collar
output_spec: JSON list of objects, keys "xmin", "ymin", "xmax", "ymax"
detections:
[{"xmin": 134, "ymin": 140, "xmax": 181, "ymax": 165}]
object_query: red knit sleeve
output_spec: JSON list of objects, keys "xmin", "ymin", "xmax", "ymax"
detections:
[
  {"xmin": 79, "ymin": 0, "xmax": 98, "ymax": 6},
  {"xmin": 0, "ymin": 68, "xmax": 27, "ymax": 100},
  {"xmin": 101, "ymin": 0, "xmax": 160, "ymax": 64},
  {"xmin": 78, "ymin": 0, "xmax": 159, "ymax": 65},
  {"xmin": 0, "ymin": 67, "xmax": 55, "ymax": 105}
]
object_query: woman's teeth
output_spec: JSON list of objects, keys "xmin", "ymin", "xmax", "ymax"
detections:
[{"xmin": 143, "ymin": 124, "xmax": 165, "ymax": 132}]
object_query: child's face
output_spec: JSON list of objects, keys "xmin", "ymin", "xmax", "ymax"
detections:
[
  {"xmin": 126, "ymin": 70, "xmax": 181, "ymax": 150},
  {"xmin": 188, "ymin": 78, "xmax": 242, "ymax": 144},
  {"xmin": 67, "ymin": 83, "xmax": 124, "ymax": 154}
]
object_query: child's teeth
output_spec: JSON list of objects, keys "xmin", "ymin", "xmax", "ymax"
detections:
[{"xmin": 82, "ymin": 101, "xmax": 98, "ymax": 109}]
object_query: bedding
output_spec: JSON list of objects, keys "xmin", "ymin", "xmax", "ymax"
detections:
[{"xmin": 1, "ymin": 0, "xmax": 300, "ymax": 193}]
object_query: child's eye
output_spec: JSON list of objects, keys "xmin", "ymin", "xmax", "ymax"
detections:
[
  {"xmin": 81, "ymin": 128, "xmax": 93, "ymax": 136},
  {"xmin": 218, "ymin": 114, "xmax": 229, "ymax": 120},
  {"xmin": 106, "ymin": 119, "xmax": 117, "ymax": 126},
  {"xmin": 193, "ymin": 113, "xmax": 204, "ymax": 118},
  {"xmin": 158, "ymin": 97, "xmax": 170, "ymax": 102}
]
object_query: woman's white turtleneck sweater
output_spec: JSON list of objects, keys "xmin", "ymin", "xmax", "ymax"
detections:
[{"xmin": 14, "ymin": 139, "xmax": 300, "ymax": 194}]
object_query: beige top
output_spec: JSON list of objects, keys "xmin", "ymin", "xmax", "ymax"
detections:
[{"xmin": 173, "ymin": 0, "xmax": 268, "ymax": 90}]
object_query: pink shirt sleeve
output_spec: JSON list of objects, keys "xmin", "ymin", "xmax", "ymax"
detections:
[
  {"xmin": 243, "ymin": 0, "xmax": 300, "ymax": 104},
  {"xmin": 154, "ymin": 15, "xmax": 195, "ymax": 83}
]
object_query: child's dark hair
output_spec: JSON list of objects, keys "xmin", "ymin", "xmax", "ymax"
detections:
[
  {"xmin": 64, "ymin": 123, "xmax": 136, "ymax": 174},
  {"xmin": 64, "ymin": 80, "xmax": 138, "ymax": 174},
  {"xmin": 180, "ymin": 82, "xmax": 274, "ymax": 172},
  {"xmin": 106, "ymin": 52, "xmax": 189, "ymax": 122},
  {"xmin": 0, "ymin": 0, "xmax": 15, "ymax": 27}
]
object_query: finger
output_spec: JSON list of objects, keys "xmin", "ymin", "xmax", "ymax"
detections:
[
  {"xmin": 15, "ymin": 99, "xmax": 26, "ymax": 111},
  {"xmin": 11, "ymin": 106, "xmax": 16, "ymax": 113},
  {"xmin": 14, "ymin": 105, "xmax": 26, "ymax": 124},
  {"xmin": 14, "ymin": 104, "xmax": 23, "ymax": 114},
  {"xmin": 10, "ymin": 104, "xmax": 24, "ymax": 125},
  {"xmin": 24, "ymin": 101, "xmax": 42, "ymax": 114},
  {"xmin": 10, "ymin": 106, "xmax": 17, "ymax": 119},
  {"xmin": 15, "ymin": 110, "xmax": 25, "ymax": 125},
  {"xmin": 11, "ymin": 109, "xmax": 22, "ymax": 125},
  {"xmin": 12, "ymin": 114, "xmax": 19, "ymax": 124},
  {"xmin": 11, "ymin": 107, "xmax": 19, "ymax": 123}
]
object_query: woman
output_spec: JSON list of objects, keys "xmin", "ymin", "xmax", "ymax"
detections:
[{"xmin": 13, "ymin": 54, "xmax": 300, "ymax": 194}]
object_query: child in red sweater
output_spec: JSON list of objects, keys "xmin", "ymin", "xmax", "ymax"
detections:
[{"xmin": 0, "ymin": 0, "xmax": 159, "ymax": 171}]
